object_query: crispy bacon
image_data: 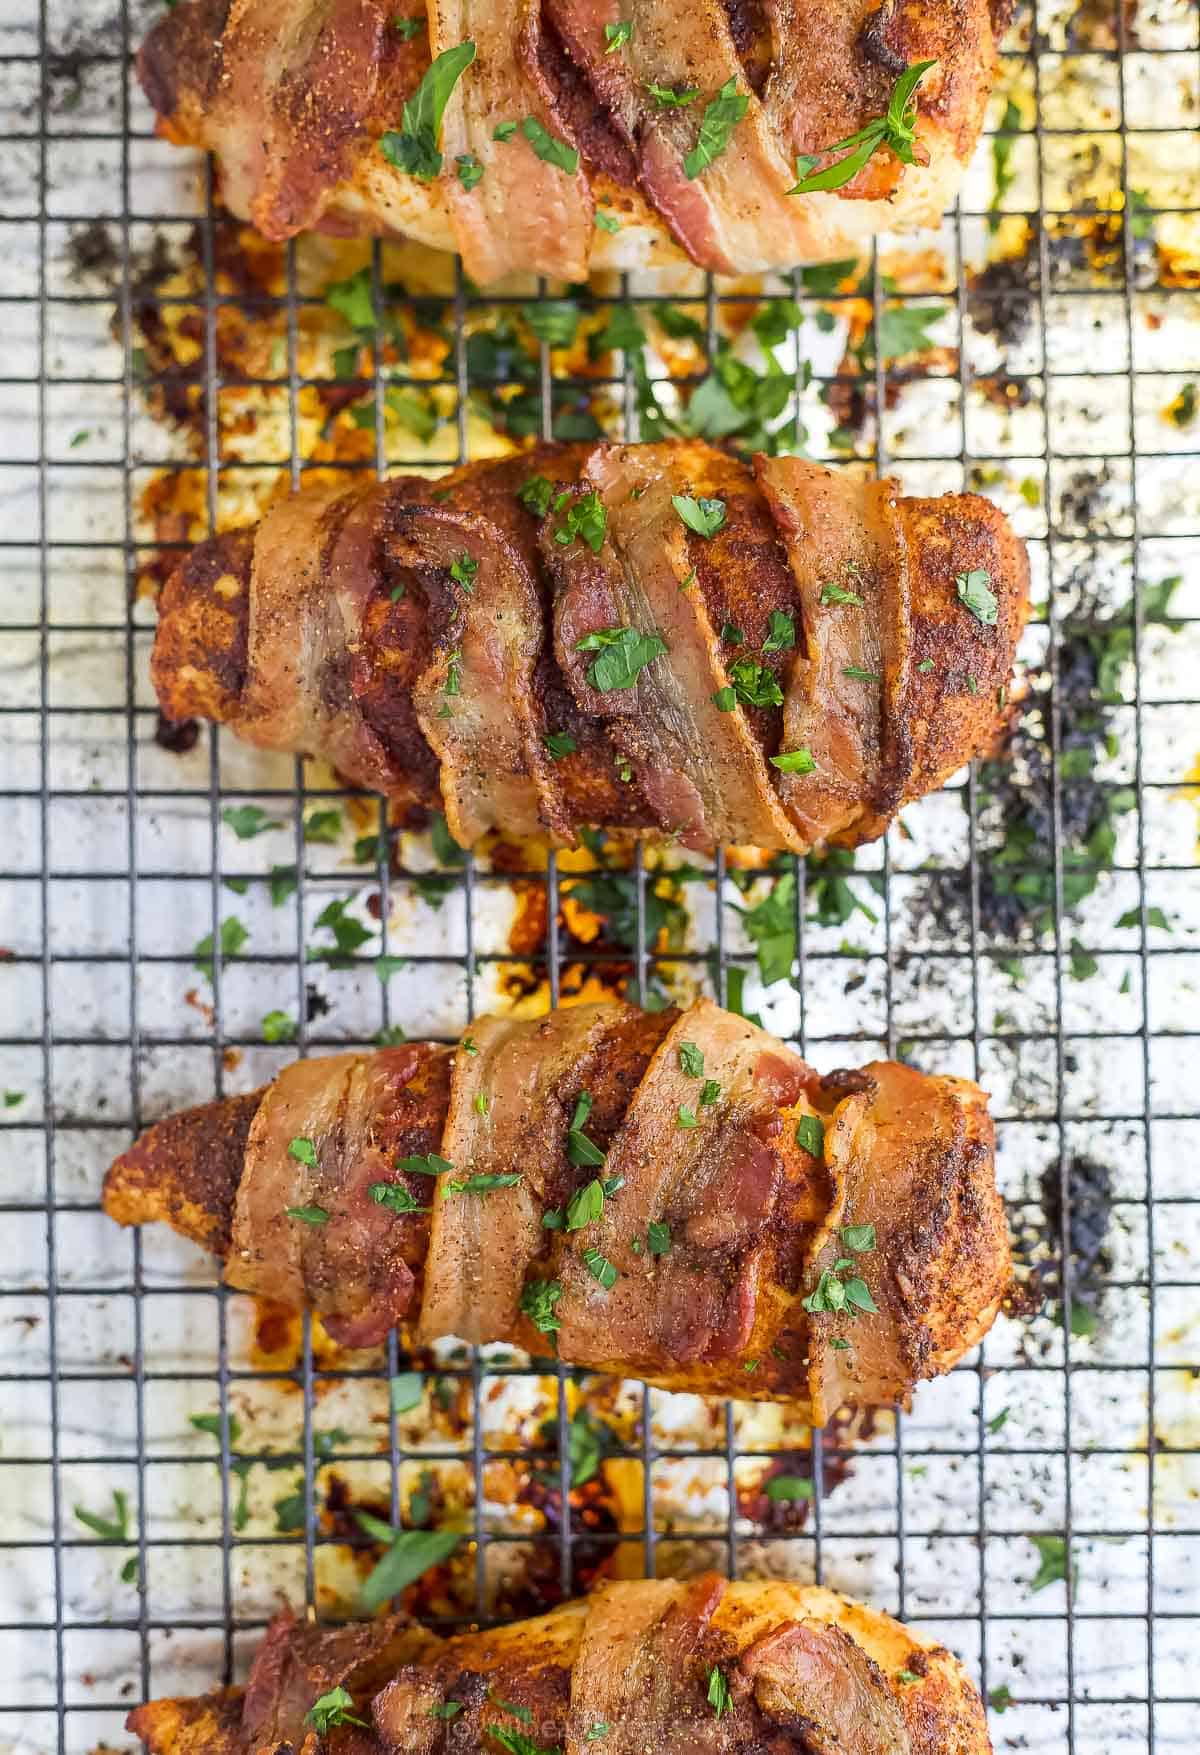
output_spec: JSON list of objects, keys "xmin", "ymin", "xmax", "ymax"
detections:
[
  {"xmin": 104, "ymin": 998, "xmax": 1010, "ymax": 1417},
  {"xmin": 138, "ymin": 0, "xmax": 1010, "ymax": 279},
  {"xmin": 127, "ymin": 1578, "xmax": 991, "ymax": 1755},
  {"xmin": 151, "ymin": 439, "xmax": 1030, "ymax": 855},
  {"xmin": 226, "ymin": 1044, "xmax": 435, "ymax": 1347}
]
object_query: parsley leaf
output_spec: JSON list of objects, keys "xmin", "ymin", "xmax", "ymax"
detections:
[
  {"xmin": 261, "ymin": 1009, "xmax": 296, "ymax": 1044},
  {"xmin": 286, "ymin": 1205, "xmax": 328, "ymax": 1226},
  {"xmin": 567, "ymin": 1090, "xmax": 606, "ymax": 1167},
  {"xmin": 646, "ymin": 82, "xmax": 699, "ymax": 107},
  {"xmin": 604, "ymin": 18, "xmax": 632, "ymax": 50},
  {"xmin": 221, "ymin": 804, "xmax": 279, "ymax": 840},
  {"xmin": 706, "ymin": 1665, "xmax": 732, "ymax": 1718},
  {"xmin": 771, "ymin": 747, "xmax": 815, "ymax": 774},
  {"xmin": 671, "ymin": 493, "xmax": 726, "ymax": 538},
  {"xmin": 74, "ymin": 1489, "xmax": 131, "ymax": 1543},
  {"xmin": 566, "ymin": 1177, "xmax": 605, "ymax": 1230},
  {"xmin": 554, "ymin": 488, "xmax": 608, "ymax": 553},
  {"xmin": 380, "ymin": 41, "xmax": 477, "ymax": 181},
  {"xmin": 956, "ymin": 567, "xmax": 999, "ymax": 626},
  {"xmin": 582, "ymin": 1246, "xmax": 618, "ymax": 1289},
  {"xmin": 397, "ymin": 1152, "xmax": 454, "ymax": 1176},
  {"xmin": 455, "ymin": 151, "xmax": 483, "ymax": 190},
  {"xmin": 647, "ymin": 1220, "xmax": 671, "ymax": 1255},
  {"xmin": 518, "ymin": 474, "xmax": 555, "ymax": 518},
  {"xmin": 356, "ymin": 1519, "xmax": 461, "ymax": 1610},
  {"xmin": 762, "ymin": 609, "xmax": 795, "ymax": 652},
  {"xmin": 369, "ymin": 1181, "xmax": 430, "ymax": 1215},
  {"xmin": 788, "ymin": 59, "xmax": 937, "ymax": 194},
  {"xmin": 519, "ymin": 1277, "xmax": 563, "ymax": 1335},
  {"xmin": 794, "ymin": 1113, "xmax": 824, "ymax": 1158},
  {"xmin": 521, "ymin": 115, "xmax": 579, "ymax": 173},
  {"xmin": 576, "ymin": 624, "xmax": 668, "ymax": 692},
  {"xmin": 684, "ymin": 80, "xmax": 748, "ymax": 178},
  {"xmin": 303, "ymin": 808, "xmax": 342, "ymax": 844},
  {"xmin": 679, "ymin": 1041, "xmax": 705, "ymax": 1077},
  {"xmin": 544, "ymin": 730, "xmax": 577, "ymax": 759},
  {"xmin": 393, "ymin": 13, "xmax": 426, "ymax": 38},
  {"xmin": 523, "ymin": 300, "xmax": 580, "ymax": 348},
  {"xmin": 766, "ymin": 1474, "xmax": 814, "ymax": 1502},
  {"xmin": 305, "ymin": 1687, "xmax": 367, "ymax": 1733},
  {"xmin": 193, "ymin": 916, "xmax": 248, "ymax": 981}
]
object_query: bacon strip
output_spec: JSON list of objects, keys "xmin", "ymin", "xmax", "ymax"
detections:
[
  {"xmin": 226, "ymin": 1044, "xmax": 430, "ymax": 1346},
  {"xmin": 754, "ymin": 455, "xmax": 911, "ymax": 845},
  {"xmin": 548, "ymin": 443, "xmax": 804, "ymax": 850},
  {"xmin": 431, "ymin": 0, "xmax": 593, "ymax": 281},
  {"xmin": 390, "ymin": 502, "xmax": 548, "ymax": 841},
  {"xmin": 417, "ymin": 1003, "xmax": 626, "ymax": 1345},
  {"xmin": 806, "ymin": 1061, "xmax": 1005, "ymax": 1426}
]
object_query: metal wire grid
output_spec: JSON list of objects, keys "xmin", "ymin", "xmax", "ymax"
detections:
[{"xmin": 1, "ymin": 0, "xmax": 1199, "ymax": 1748}]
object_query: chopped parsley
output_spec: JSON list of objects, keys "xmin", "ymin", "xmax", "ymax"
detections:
[
  {"xmin": 443, "ymin": 1172, "xmax": 522, "ymax": 1197},
  {"xmin": 820, "ymin": 579, "xmax": 863, "ymax": 606},
  {"xmin": 582, "ymin": 1246, "xmax": 618, "ymax": 1289},
  {"xmin": 576, "ymin": 624, "xmax": 668, "ymax": 692},
  {"xmin": 74, "ymin": 1488, "xmax": 131, "ymax": 1543},
  {"xmin": 303, "ymin": 807, "xmax": 341, "ymax": 844},
  {"xmin": 430, "ymin": 1700, "xmax": 464, "ymax": 1720},
  {"xmin": 721, "ymin": 622, "xmax": 744, "ymax": 645},
  {"xmin": 842, "ymin": 664, "xmax": 881, "ymax": 683},
  {"xmin": 595, "ymin": 209, "xmax": 621, "ymax": 233},
  {"xmin": 678, "ymin": 1105, "xmax": 698, "ymax": 1128},
  {"xmin": 765, "ymin": 1474, "xmax": 814, "ymax": 1502},
  {"xmin": 393, "ymin": 13, "xmax": 426, "ymax": 38},
  {"xmin": 396, "ymin": 1151, "xmax": 455, "ymax": 1176},
  {"xmin": 567, "ymin": 1090, "xmax": 606, "ymax": 1166},
  {"xmin": 518, "ymin": 473, "xmax": 554, "ymax": 518},
  {"xmin": 455, "ymin": 151, "xmax": 483, "ymax": 190},
  {"xmin": 390, "ymin": 1372, "xmax": 424, "ymax": 1414},
  {"xmin": 554, "ymin": 488, "xmax": 608, "ymax": 553},
  {"xmin": 288, "ymin": 1136, "xmax": 318, "ymax": 1167},
  {"xmin": 794, "ymin": 1114, "xmax": 824, "ymax": 1158},
  {"xmin": 770, "ymin": 747, "xmax": 815, "ymax": 774},
  {"xmin": 220, "ymin": 803, "xmax": 279, "ymax": 840},
  {"xmin": 519, "ymin": 1277, "xmax": 563, "ymax": 1335},
  {"xmin": 989, "ymin": 1683, "xmax": 1013, "ymax": 1713},
  {"xmin": 305, "ymin": 1687, "xmax": 367, "ymax": 1733},
  {"xmin": 604, "ymin": 18, "xmax": 632, "ymax": 50},
  {"xmin": 370, "ymin": 1181, "xmax": 430, "ymax": 1214},
  {"xmin": 493, "ymin": 120, "xmax": 517, "ymax": 141},
  {"xmin": 647, "ymin": 1221, "xmax": 671, "ymax": 1255},
  {"xmin": 193, "ymin": 916, "xmax": 248, "ymax": 981},
  {"xmin": 261, "ymin": 1009, "xmax": 296, "ymax": 1044},
  {"xmin": 544, "ymin": 730, "xmax": 577, "ymax": 759},
  {"xmin": 842, "ymin": 1222, "xmax": 876, "ymax": 1252},
  {"xmin": 521, "ymin": 115, "xmax": 579, "ymax": 174},
  {"xmin": 706, "ymin": 1664, "xmax": 732, "ymax": 1717},
  {"xmin": 450, "ymin": 553, "xmax": 478, "ymax": 591},
  {"xmin": 684, "ymin": 79, "xmax": 748, "ymax": 179},
  {"xmin": 355, "ymin": 1519, "xmax": 462, "ymax": 1610},
  {"xmin": 566, "ymin": 1176, "xmax": 605, "ymax": 1230},
  {"xmin": 286, "ymin": 1205, "xmax": 329, "ymax": 1226},
  {"xmin": 671, "ymin": 493, "xmax": 726, "ymax": 538},
  {"xmin": 788, "ymin": 59, "xmax": 937, "ymax": 194},
  {"xmin": 679, "ymin": 1041, "xmax": 705, "ymax": 1077},
  {"xmin": 715, "ymin": 660, "xmax": 784, "ymax": 711},
  {"xmin": 646, "ymin": 82, "xmax": 699, "ymax": 107},
  {"xmin": 1030, "ymin": 1533, "xmax": 1070, "ymax": 1593},
  {"xmin": 380, "ymin": 41, "xmax": 477, "ymax": 181},
  {"xmin": 956, "ymin": 567, "xmax": 998, "ymax": 626},
  {"xmin": 762, "ymin": 609, "xmax": 795, "ymax": 651},
  {"xmin": 699, "ymin": 1079, "xmax": 721, "ymax": 1106}
]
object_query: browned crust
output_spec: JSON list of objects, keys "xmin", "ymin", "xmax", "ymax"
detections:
[{"xmin": 103, "ymin": 1088, "xmax": 264, "ymax": 1257}]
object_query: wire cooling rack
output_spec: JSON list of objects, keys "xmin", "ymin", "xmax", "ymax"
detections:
[{"xmin": 2, "ymin": 0, "xmax": 1200, "ymax": 1750}]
